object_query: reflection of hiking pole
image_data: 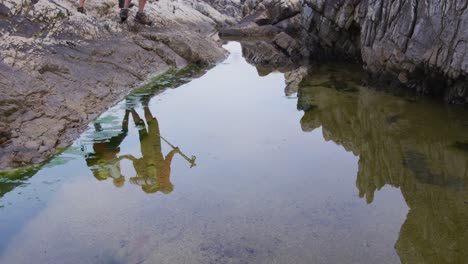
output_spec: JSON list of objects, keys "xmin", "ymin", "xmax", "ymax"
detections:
[{"xmin": 159, "ymin": 135, "xmax": 197, "ymax": 168}]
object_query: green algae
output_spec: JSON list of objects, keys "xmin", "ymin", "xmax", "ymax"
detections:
[
  {"xmin": 126, "ymin": 64, "xmax": 204, "ymax": 107},
  {"xmin": 0, "ymin": 166, "xmax": 40, "ymax": 203},
  {"xmin": 0, "ymin": 64, "xmax": 207, "ymax": 202}
]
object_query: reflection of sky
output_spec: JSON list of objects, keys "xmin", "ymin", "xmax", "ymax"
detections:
[{"xmin": 0, "ymin": 43, "xmax": 408, "ymax": 264}]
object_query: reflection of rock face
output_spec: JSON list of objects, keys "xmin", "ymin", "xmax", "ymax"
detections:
[
  {"xmin": 241, "ymin": 40, "xmax": 293, "ymax": 70},
  {"xmin": 238, "ymin": 37, "xmax": 308, "ymax": 78},
  {"xmin": 284, "ymin": 66, "xmax": 309, "ymax": 96},
  {"xmin": 297, "ymin": 64, "xmax": 468, "ymax": 264},
  {"xmin": 231, "ymin": 0, "xmax": 468, "ymax": 104}
]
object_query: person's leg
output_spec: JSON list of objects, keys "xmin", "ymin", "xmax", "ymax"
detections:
[
  {"xmin": 130, "ymin": 109, "xmax": 148, "ymax": 141},
  {"xmin": 130, "ymin": 109, "xmax": 145, "ymax": 128},
  {"xmin": 138, "ymin": 0, "xmax": 146, "ymax": 13},
  {"xmin": 124, "ymin": 0, "xmax": 132, "ymax": 8},
  {"xmin": 143, "ymin": 106, "xmax": 153, "ymax": 120},
  {"xmin": 119, "ymin": 0, "xmax": 134, "ymax": 9},
  {"xmin": 77, "ymin": 0, "xmax": 86, "ymax": 13},
  {"xmin": 120, "ymin": 0, "xmax": 132, "ymax": 22},
  {"xmin": 135, "ymin": 0, "xmax": 152, "ymax": 25},
  {"xmin": 144, "ymin": 107, "xmax": 162, "ymax": 157},
  {"xmin": 122, "ymin": 109, "xmax": 130, "ymax": 132}
]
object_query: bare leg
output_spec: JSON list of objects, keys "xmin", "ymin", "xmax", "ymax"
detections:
[
  {"xmin": 143, "ymin": 106, "xmax": 153, "ymax": 120},
  {"xmin": 138, "ymin": 0, "xmax": 146, "ymax": 13},
  {"xmin": 133, "ymin": 0, "xmax": 151, "ymax": 25},
  {"xmin": 130, "ymin": 109, "xmax": 145, "ymax": 128},
  {"xmin": 77, "ymin": 0, "xmax": 87, "ymax": 13},
  {"xmin": 120, "ymin": 0, "xmax": 131, "ymax": 21},
  {"xmin": 124, "ymin": 0, "xmax": 131, "ymax": 8},
  {"xmin": 122, "ymin": 110, "xmax": 130, "ymax": 132}
]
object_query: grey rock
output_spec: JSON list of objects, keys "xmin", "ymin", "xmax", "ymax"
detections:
[
  {"xmin": 219, "ymin": 24, "xmax": 282, "ymax": 37},
  {"xmin": 0, "ymin": 0, "xmax": 240, "ymax": 170},
  {"xmin": 232, "ymin": 0, "xmax": 468, "ymax": 104}
]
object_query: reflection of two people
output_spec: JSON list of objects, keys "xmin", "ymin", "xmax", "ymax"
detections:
[{"xmin": 85, "ymin": 104, "xmax": 195, "ymax": 194}]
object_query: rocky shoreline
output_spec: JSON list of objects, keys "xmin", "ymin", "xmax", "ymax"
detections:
[
  {"xmin": 0, "ymin": 0, "xmax": 240, "ymax": 170},
  {"xmin": 2, "ymin": 0, "xmax": 467, "ymax": 170}
]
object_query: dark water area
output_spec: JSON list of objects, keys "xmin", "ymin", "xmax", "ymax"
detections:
[{"xmin": 0, "ymin": 42, "xmax": 467, "ymax": 264}]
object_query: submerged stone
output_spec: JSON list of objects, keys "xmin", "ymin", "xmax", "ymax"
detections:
[
  {"xmin": 453, "ymin": 142, "xmax": 468, "ymax": 152},
  {"xmin": 385, "ymin": 115, "xmax": 400, "ymax": 124}
]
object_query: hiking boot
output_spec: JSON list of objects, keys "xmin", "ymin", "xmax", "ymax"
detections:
[
  {"xmin": 77, "ymin": 6, "xmax": 86, "ymax": 14},
  {"xmin": 120, "ymin": 8, "xmax": 129, "ymax": 23},
  {"xmin": 134, "ymin": 12, "xmax": 152, "ymax": 26}
]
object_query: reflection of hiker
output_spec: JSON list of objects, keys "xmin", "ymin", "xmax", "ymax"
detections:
[
  {"xmin": 120, "ymin": 107, "xmax": 180, "ymax": 194},
  {"xmin": 120, "ymin": 0, "xmax": 154, "ymax": 25},
  {"xmin": 85, "ymin": 110, "xmax": 130, "ymax": 188}
]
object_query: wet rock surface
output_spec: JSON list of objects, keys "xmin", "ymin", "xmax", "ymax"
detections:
[
  {"xmin": 222, "ymin": 0, "xmax": 468, "ymax": 104},
  {"xmin": 0, "ymin": 0, "xmax": 239, "ymax": 170}
]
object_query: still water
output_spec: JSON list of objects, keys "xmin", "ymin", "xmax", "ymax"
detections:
[{"xmin": 0, "ymin": 42, "xmax": 467, "ymax": 264}]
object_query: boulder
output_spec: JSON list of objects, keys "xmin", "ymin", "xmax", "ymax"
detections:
[{"xmin": 273, "ymin": 32, "xmax": 301, "ymax": 57}]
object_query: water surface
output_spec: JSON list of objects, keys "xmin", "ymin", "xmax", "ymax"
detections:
[{"xmin": 0, "ymin": 42, "xmax": 467, "ymax": 264}]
